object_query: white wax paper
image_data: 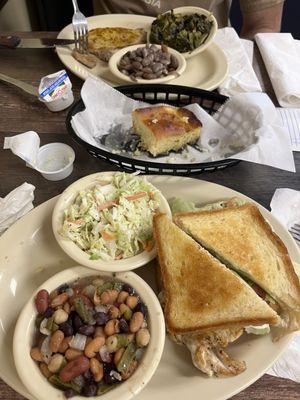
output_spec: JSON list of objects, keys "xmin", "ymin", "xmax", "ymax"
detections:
[{"xmin": 71, "ymin": 76, "xmax": 295, "ymax": 172}]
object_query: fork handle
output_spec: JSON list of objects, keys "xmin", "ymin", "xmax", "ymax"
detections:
[{"xmin": 72, "ymin": 0, "xmax": 79, "ymax": 12}]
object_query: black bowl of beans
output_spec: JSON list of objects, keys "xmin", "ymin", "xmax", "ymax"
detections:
[
  {"xmin": 109, "ymin": 43, "xmax": 186, "ymax": 83},
  {"xmin": 13, "ymin": 266, "xmax": 165, "ymax": 400}
]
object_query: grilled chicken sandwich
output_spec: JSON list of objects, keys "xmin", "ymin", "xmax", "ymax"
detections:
[
  {"xmin": 173, "ymin": 201, "xmax": 300, "ymax": 339},
  {"xmin": 153, "ymin": 214, "xmax": 280, "ymax": 377}
]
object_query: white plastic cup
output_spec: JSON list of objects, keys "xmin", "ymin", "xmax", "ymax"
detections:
[{"xmin": 35, "ymin": 143, "xmax": 75, "ymax": 181}]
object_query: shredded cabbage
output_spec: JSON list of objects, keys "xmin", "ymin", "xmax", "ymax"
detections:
[{"xmin": 61, "ymin": 172, "xmax": 160, "ymax": 261}]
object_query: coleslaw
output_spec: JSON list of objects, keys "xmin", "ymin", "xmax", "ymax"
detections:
[{"xmin": 61, "ymin": 172, "xmax": 161, "ymax": 261}]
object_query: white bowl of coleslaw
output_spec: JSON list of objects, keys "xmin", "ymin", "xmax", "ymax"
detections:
[{"xmin": 52, "ymin": 171, "xmax": 171, "ymax": 272}]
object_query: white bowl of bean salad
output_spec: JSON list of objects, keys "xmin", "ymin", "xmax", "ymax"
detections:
[
  {"xmin": 109, "ymin": 43, "xmax": 186, "ymax": 84},
  {"xmin": 52, "ymin": 171, "xmax": 171, "ymax": 272},
  {"xmin": 13, "ymin": 266, "xmax": 165, "ymax": 400}
]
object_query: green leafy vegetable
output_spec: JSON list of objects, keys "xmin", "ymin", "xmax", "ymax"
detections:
[{"xmin": 150, "ymin": 10, "xmax": 213, "ymax": 53}]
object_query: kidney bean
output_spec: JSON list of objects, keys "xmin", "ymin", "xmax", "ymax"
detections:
[
  {"xmin": 122, "ymin": 284, "xmax": 134, "ymax": 295},
  {"xmin": 35, "ymin": 290, "xmax": 49, "ymax": 315},
  {"xmin": 30, "ymin": 347, "xmax": 43, "ymax": 362},
  {"xmin": 51, "ymin": 292, "xmax": 68, "ymax": 308},
  {"xmin": 64, "ymin": 389, "xmax": 77, "ymax": 398},
  {"xmin": 82, "ymin": 383, "xmax": 97, "ymax": 397},
  {"xmin": 117, "ymin": 291, "xmax": 129, "ymax": 304},
  {"xmin": 53, "ymin": 309, "xmax": 69, "ymax": 325},
  {"xmin": 50, "ymin": 330, "xmax": 64, "ymax": 353},
  {"xmin": 90, "ymin": 358, "xmax": 103, "ymax": 382},
  {"xmin": 134, "ymin": 302, "xmax": 147, "ymax": 317},
  {"xmin": 119, "ymin": 318, "xmax": 129, "ymax": 333},
  {"xmin": 94, "ymin": 312, "xmax": 109, "ymax": 326},
  {"xmin": 104, "ymin": 319, "xmax": 119, "ymax": 336},
  {"xmin": 48, "ymin": 354, "xmax": 65, "ymax": 373},
  {"xmin": 114, "ymin": 347, "xmax": 125, "ymax": 365},
  {"xmin": 79, "ymin": 325, "xmax": 95, "ymax": 336},
  {"xmin": 84, "ymin": 337, "xmax": 105, "ymax": 358},
  {"xmin": 39, "ymin": 363, "xmax": 52, "ymax": 379},
  {"xmin": 57, "ymin": 283, "xmax": 70, "ymax": 294},
  {"xmin": 129, "ymin": 312, "xmax": 144, "ymax": 333},
  {"xmin": 94, "ymin": 326, "xmax": 106, "ymax": 339},
  {"xmin": 126, "ymin": 295, "xmax": 138, "ymax": 310},
  {"xmin": 65, "ymin": 348, "xmax": 83, "ymax": 361},
  {"xmin": 59, "ymin": 355, "xmax": 90, "ymax": 382},
  {"xmin": 73, "ymin": 314, "xmax": 83, "ymax": 332},
  {"xmin": 58, "ymin": 336, "xmax": 72, "ymax": 353},
  {"xmin": 43, "ymin": 307, "xmax": 54, "ymax": 318},
  {"xmin": 59, "ymin": 322, "xmax": 73, "ymax": 337},
  {"xmin": 83, "ymin": 368, "xmax": 93, "ymax": 383},
  {"xmin": 136, "ymin": 328, "xmax": 150, "ymax": 347}
]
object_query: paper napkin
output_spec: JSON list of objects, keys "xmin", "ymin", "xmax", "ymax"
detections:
[
  {"xmin": 214, "ymin": 27, "xmax": 262, "ymax": 96},
  {"xmin": 255, "ymin": 33, "xmax": 300, "ymax": 108},
  {"xmin": 267, "ymin": 188, "xmax": 300, "ymax": 382},
  {"xmin": 277, "ymin": 108, "xmax": 300, "ymax": 151},
  {"xmin": 0, "ymin": 183, "xmax": 35, "ymax": 235}
]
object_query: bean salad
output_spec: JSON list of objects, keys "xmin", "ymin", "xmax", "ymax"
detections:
[{"xmin": 31, "ymin": 276, "xmax": 150, "ymax": 398}]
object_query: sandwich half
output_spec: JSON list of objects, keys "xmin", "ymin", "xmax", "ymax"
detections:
[
  {"xmin": 153, "ymin": 214, "xmax": 280, "ymax": 377},
  {"xmin": 173, "ymin": 202, "xmax": 300, "ymax": 338}
]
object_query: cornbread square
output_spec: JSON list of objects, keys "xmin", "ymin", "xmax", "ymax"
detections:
[{"xmin": 132, "ymin": 106, "xmax": 202, "ymax": 157}]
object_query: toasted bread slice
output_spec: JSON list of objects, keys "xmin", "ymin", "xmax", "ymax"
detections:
[
  {"xmin": 173, "ymin": 204, "xmax": 300, "ymax": 314},
  {"xmin": 132, "ymin": 106, "xmax": 202, "ymax": 157},
  {"xmin": 153, "ymin": 214, "xmax": 279, "ymax": 334}
]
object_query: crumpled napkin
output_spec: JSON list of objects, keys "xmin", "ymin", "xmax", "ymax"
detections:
[
  {"xmin": 0, "ymin": 183, "xmax": 35, "ymax": 234},
  {"xmin": 214, "ymin": 27, "xmax": 262, "ymax": 96},
  {"xmin": 255, "ymin": 33, "xmax": 300, "ymax": 108},
  {"xmin": 267, "ymin": 188, "xmax": 300, "ymax": 382}
]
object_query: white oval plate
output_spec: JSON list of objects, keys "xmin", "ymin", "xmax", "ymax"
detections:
[
  {"xmin": 56, "ymin": 14, "xmax": 228, "ymax": 91},
  {"xmin": 52, "ymin": 172, "xmax": 171, "ymax": 272},
  {"xmin": 0, "ymin": 176, "xmax": 299, "ymax": 400}
]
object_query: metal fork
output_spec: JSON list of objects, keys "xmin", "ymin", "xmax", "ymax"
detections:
[
  {"xmin": 72, "ymin": 0, "xmax": 88, "ymax": 53},
  {"xmin": 289, "ymin": 223, "xmax": 300, "ymax": 245}
]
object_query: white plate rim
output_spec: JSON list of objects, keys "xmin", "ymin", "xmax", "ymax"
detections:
[
  {"xmin": 0, "ymin": 175, "xmax": 299, "ymax": 400},
  {"xmin": 56, "ymin": 14, "xmax": 228, "ymax": 91}
]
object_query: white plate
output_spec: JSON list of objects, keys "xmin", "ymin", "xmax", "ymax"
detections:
[
  {"xmin": 57, "ymin": 15, "xmax": 228, "ymax": 91},
  {"xmin": 52, "ymin": 172, "xmax": 171, "ymax": 272},
  {"xmin": 0, "ymin": 176, "xmax": 299, "ymax": 400}
]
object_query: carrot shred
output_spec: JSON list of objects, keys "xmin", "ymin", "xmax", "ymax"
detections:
[
  {"xmin": 98, "ymin": 200, "xmax": 118, "ymax": 211},
  {"xmin": 125, "ymin": 191, "xmax": 148, "ymax": 201},
  {"xmin": 101, "ymin": 230, "xmax": 117, "ymax": 241}
]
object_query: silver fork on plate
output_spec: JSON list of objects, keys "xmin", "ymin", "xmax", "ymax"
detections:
[
  {"xmin": 72, "ymin": 0, "xmax": 88, "ymax": 53},
  {"xmin": 289, "ymin": 223, "xmax": 300, "ymax": 245}
]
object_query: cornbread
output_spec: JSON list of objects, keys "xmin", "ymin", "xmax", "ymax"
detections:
[{"xmin": 132, "ymin": 106, "xmax": 202, "ymax": 157}]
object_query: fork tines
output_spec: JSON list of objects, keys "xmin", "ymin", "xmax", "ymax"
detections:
[{"xmin": 73, "ymin": 26, "xmax": 88, "ymax": 54}]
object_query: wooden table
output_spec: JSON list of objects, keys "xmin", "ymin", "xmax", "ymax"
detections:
[{"xmin": 0, "ymin": 32, "xmax": 299, "ymax": 400}]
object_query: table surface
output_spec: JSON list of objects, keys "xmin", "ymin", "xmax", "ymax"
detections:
[{"xmin": 0, "ymin": 31, "xmax": 299, "ymax": 400}]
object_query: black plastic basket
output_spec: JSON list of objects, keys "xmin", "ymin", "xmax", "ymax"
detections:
[{"xmin": 66, "ymin": 84, "xmax": 239, "ymax": 175}]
